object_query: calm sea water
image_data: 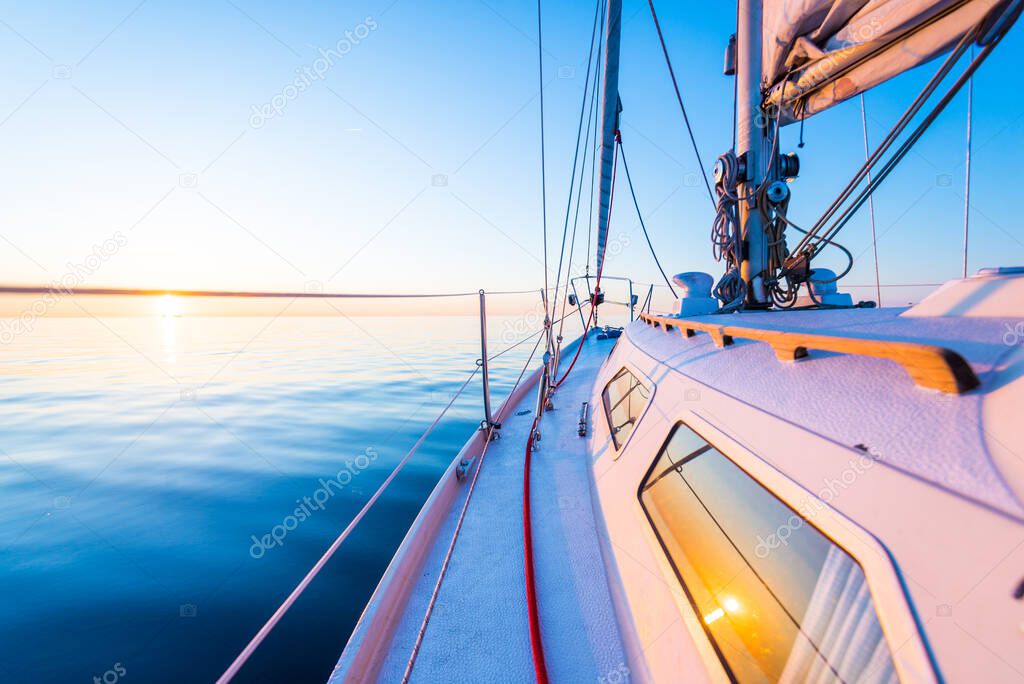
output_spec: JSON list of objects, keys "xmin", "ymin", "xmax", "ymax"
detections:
[{"xmin": 0, "ymin": 313, "xmax": 577, "ymax": 683}]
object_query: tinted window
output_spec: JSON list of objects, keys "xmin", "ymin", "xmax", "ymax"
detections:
[
  {"xmin": 602, "ymin": 368, "xmax": 650, "ymax": 450},
  {"xmin": 639, "ymin": 424, "xmax": 897, "ymax": 683}
]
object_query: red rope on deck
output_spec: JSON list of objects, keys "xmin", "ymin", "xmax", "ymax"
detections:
[
  {"xmin": 523, "ymin": 131, "xmax": 619, "ymax": 684},
  {"xmin": 523, "ymin": 411, "xmax": 549, "ymax": 684}
]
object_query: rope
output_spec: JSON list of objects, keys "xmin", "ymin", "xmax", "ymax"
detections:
[
  {"xmin": 860, "ymin": 94, "xmax": 882, "ymax": 306},
  {"xmin": 401, "ymin": 424, "xmax": 496, "ymax": 683},
  {"xmin": 711, "ymin": 150, "xmax": 746, "ymax": 310},
  {"xmin": 646, "ymin": 0, "xmax": 715, "ymax": 208},
  {"xmin": 215, "ymin": 368, "xmax": 479, "ymax": 684},
  {"xmin": 401, "ymin": 317, "xmax": 552, "ymax": 682},
  {"xmin": 618, "ymin": 137, "xmax": 678, "ymax": 297},
  {"xmin": 523, "ymin": 406, "xmax": 548, "ymax": 684}
]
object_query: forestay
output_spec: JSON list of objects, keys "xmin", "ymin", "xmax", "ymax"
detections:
[{"xmin": 762, "ymin": 0, "xmax": 1005, "ymax": 122}]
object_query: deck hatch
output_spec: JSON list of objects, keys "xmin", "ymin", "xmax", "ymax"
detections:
[
  {"xmin": 602, "ymin": 367, "xmax": 650, "ymax": 450},
  {"xmin": 639, "ymin": 422, "xmax": 898, "ymax": 683}
]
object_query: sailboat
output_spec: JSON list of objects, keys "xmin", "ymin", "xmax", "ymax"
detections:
[{"xmin": 216, "ymin": 1, "xmax": 1024, "ymax": 682}]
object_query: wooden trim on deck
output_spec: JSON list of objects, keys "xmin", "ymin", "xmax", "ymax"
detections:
[{"xmin": 638, "ymin": 312, "xmax": 980, "ymax": 395}]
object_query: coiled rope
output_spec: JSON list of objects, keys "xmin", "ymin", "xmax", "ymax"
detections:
[{"xmin": 711, "ymin": 150, "xmax": 746, "ymax": 311}]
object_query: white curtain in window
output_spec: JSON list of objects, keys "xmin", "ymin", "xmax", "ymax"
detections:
[{"xmin": 778, "ymin": 546, "xmax": 898, "ymax": 683}]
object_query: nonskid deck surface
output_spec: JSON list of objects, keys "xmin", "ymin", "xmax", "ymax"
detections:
[{"xmin": 335, "ymin": 333, "xmax": 626, "ymax": 683}]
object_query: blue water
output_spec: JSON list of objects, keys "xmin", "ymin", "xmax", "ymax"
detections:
[{"xmin": 0, "ymin": 313, "xmax": 566, "ymax": 683}]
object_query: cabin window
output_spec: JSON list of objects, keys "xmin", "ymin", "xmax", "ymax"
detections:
[
  {"xmin": 639, "ymin": 423, "xmax": 897, "ymax": 683},
  {"xmin": 602, "ymin": 368, "xmax": 650, "ymax": 450}
]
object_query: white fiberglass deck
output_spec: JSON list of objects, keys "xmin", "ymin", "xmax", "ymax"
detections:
[
  {"xmin": 330, "ymin": 333, "xmax": 625, "ymax": 683},
  {"xmin": 629, "ymin": 305, "xmax": 1024, "ymax": 518}
]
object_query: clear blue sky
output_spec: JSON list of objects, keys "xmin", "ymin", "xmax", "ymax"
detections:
[{"xmin": 0, "ymin": 0, "xmax": 1021, "ymax": 305}]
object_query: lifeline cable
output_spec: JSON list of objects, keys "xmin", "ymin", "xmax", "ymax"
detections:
[{"xmin": 215, "ymin": 369, "xmax": 479, "ymax": 684}]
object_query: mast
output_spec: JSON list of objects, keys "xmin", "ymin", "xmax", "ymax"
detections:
[
  {"xmin": 736, "ymin": 0, "xmax": 768, "ymax": 305},
  {"xmin": 593, "ymin": 0, "xmax": 622, "ymax": 284}
]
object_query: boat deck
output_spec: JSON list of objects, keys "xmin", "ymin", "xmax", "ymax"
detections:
[
  {"xmin": 329, "ymin": 333, "xmax": 626, "ymax": 683},
  {"xmin": 629, "ymin": 305, "xmax": 1024, "ymax": 518}
]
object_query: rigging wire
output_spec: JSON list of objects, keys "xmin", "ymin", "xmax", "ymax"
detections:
[
  {"xmin": 789, "ymin": 16, "xmax": 1003, "ymax": 264},
  {"xmin": 552, "ymin": 139, "xmax": 617, "ymax": 389},
  {"xmin": 810, "ymin": 33, "xmax": 995, "ymax": 257},
  {"xmin": 645, "ymin": 0, "xmax": 716, "ymax": 208},
  {"xmin": 488, "ymin": 304, "xmax": 589, "ymax": 363},
  {"xmin": 551, "ymin": 0, "xmax": 604, "ymax": 334},
  {"xmin": 215, "ymin": 367, "xmax": 480, "ymax": 684},
  {"xmin": 535, "ymin": 0, "xmax": 554, "ymax": 378},
  {"xmin": 0, "ymin": 285, "xmax": 563, "ymax": 299},
  {"xmin": 508, "ymin": 325, "xmax": 550, "ymax": 400},
  {"xmin": 859, "ymin": 94, "xmax": 883, "ymax": 306},
  {"xmin": 617, "ymin": 137, "xmax": 678, "ymax": 297},
  {"xmin": 962, "ymin": 45, "xmax": 974, "ymax": 279},
  {"xmin": 782, "ymin": 0, "xmax": 1021, "ymax": 286},
  {"xmin": 523, "ymin": 10, "xmax": 620, "ymax": 668},
  {"xmin": 789, "ymin": 31, "xmax": 975, "ymax": 260},
  {"xmin": 557, "ymin": 5, "xmax": 605, "ymax": 344}
]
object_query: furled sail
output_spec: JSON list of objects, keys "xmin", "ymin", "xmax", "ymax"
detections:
[
  {"xmin": 594, "ymin": 0, "xmax": 622, "ymax": 277},
  {"xmin": 763, "ymin": 0, "xmax": 1007, "ymax": 123}
]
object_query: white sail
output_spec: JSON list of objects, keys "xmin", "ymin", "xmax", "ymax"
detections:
[
  {"xmin": 595, "ymin": 0, "xmax": 622, "ymax": 277},
  {"xmin": 763, "ymin": 0, "xmax": 1004, "ymax": 122}
]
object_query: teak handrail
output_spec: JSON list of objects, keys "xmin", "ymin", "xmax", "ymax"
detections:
[{"xmin": 638, "ymin": 312, "xmax": 980, "ymax": 395}]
